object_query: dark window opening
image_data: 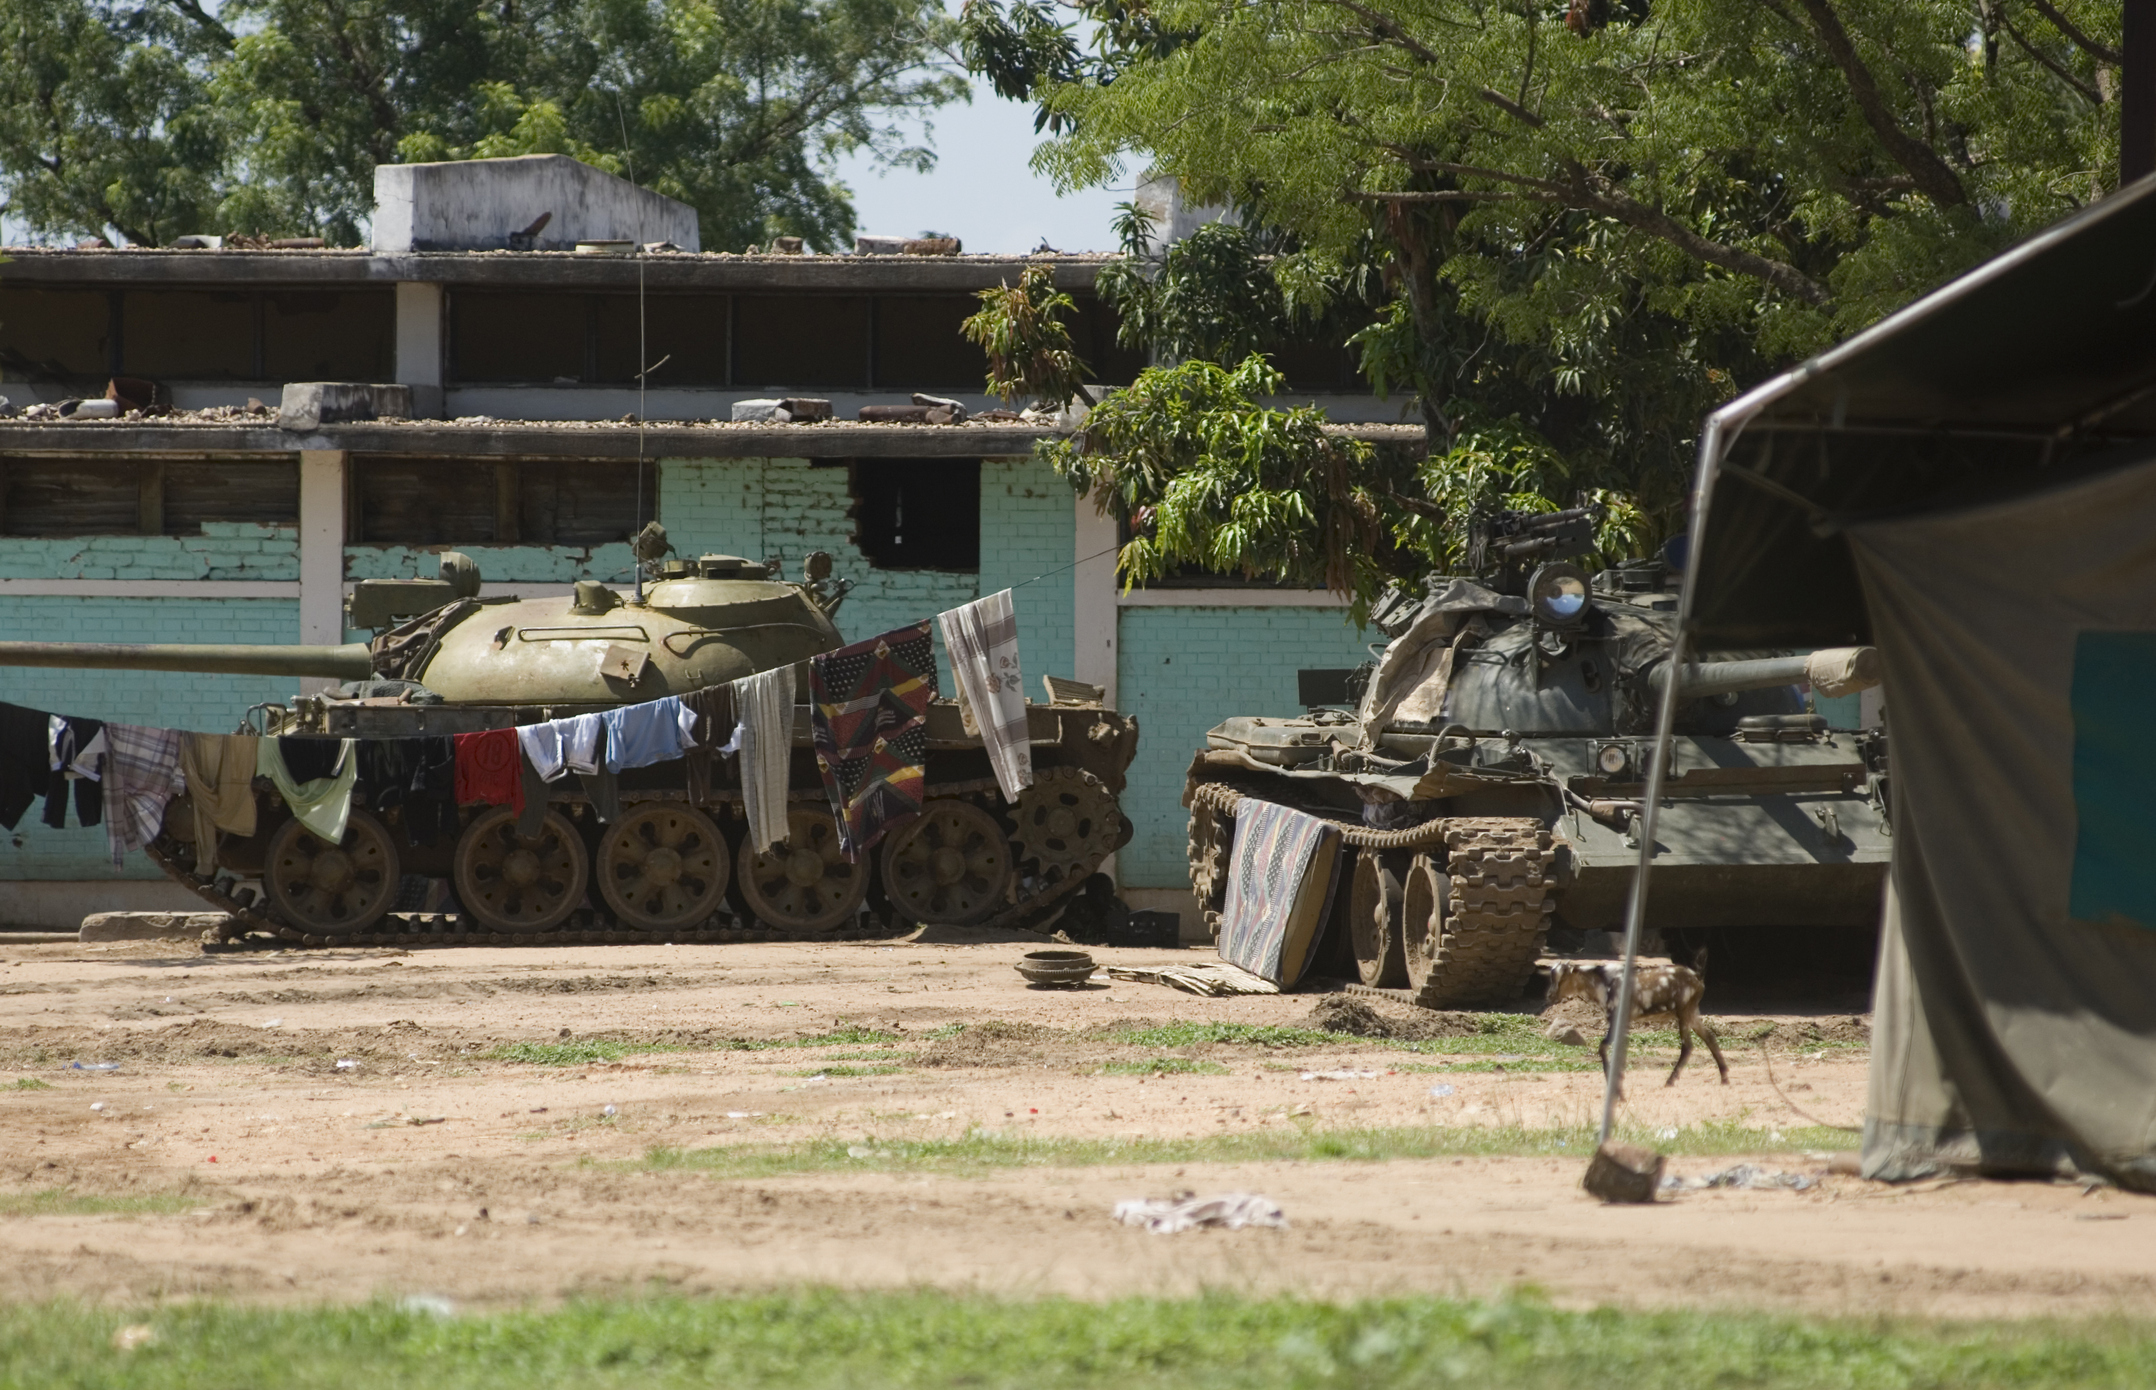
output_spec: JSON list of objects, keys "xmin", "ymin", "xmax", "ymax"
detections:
[
  {"xmin": 0, "ymin": 456, "xmax": 298, "ymax": 536},
  {"xmin": 0, "ymin": 288, "xmax": 113, "ymax": 379},
  {"xmin": 594, "ymin": 293, "xmax": 728, "ymax": 385},
  {"xmin": 848, "ymin": 459, "xmax": 979, "ymax": 570},
  {"xmin": 871, "ymin": 296, "xmax": 988, "ymax": 389},
  {"xmin": 350, "ymin": 456, "xmax": 655, "ymax": 546},
  {"xmin": 734, "ymin": 295, "xmax": 869, "ymax": 388},
  {"xmin": 448, "ymin": 291, "xmax": 586, "ymax": 384}
]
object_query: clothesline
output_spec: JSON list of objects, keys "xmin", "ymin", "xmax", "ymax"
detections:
[{"xmin": 0, "ymin": 592, "xmax": 1037, "ymax": 877}]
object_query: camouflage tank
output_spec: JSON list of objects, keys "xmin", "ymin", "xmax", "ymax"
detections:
[
  {"xmin": 1183, "ymin": 508, "xmax": 1888, "ymax": 1006},
  {"xmin": 0, "ymin": 530, "xmax": 1136, "ymax": 947}
]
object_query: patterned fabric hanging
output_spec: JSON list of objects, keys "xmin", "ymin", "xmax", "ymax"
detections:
[{"xmin": 808, "ymin": 621, "xmax": 937, "ymax": 861}]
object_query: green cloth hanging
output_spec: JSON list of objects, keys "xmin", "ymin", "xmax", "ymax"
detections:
[{"xmin": 257, "ymin": 738, "xmax": 357, "ymax": 846}]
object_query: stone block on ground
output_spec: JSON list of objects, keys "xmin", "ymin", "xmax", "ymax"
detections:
[
  {"xmin": 1582, "ymin": 1140, "xmax": 1665, "ymax": 1204},
  {"xmin": 80, "ymin": 911, "xmax": 234, "ymax": 943}
]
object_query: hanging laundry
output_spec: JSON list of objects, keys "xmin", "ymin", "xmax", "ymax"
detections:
[
  {"xmin": 278, "ymin": 737, "xmax": 343, "ymax": 784},
  {"xmin": 257, "ymin": 737, "xmax": 358, "ymax": 846},
  {"xmin": 578, "ymin": 724, "xmax": 619, "ymax": 823},
  {"xmin": 453, "ymin": 728, "xmax": 524, "ymax": 812},
  {"xmin": 808, "ymin": 622, "xmax": 936, "ymax": 861},
  {"xmin": 42, "ymin": 715, "xmax": 105, "ymax": 830},
  {"xmin": 104, "ymin": 724, "xmax": 186, "ymax": 867},
  {"xmin": 731, "ymin": 664, "xmax": 795, "ymax": 853},
  {"xmin": 517, "ymin": 721, "xmax": 569, "ymax": 783},
  {"xmin": 179, "ymin": 733, "xmax": 259, "ymax": 872},
  {"xmin": 400, "ymin": 737, "xmax": 458, "ymax": 842},
  {"xmin": 0, "ymin": 703, "xmax": 53, "ymax": 831},
  {"xmin": 939, "ymin": 589, "xmax": 1033, "ymax": 801},
  {"xmin": 681, "ymin": 684, "xmax": 735, "ymax": 805},
  {"xmin": 562, "ymin": 713, "xmax": 604, "ymax": 776},
  {"xmin": 602, "ymin": 696, "xmax": 698, "ymax": 772}
]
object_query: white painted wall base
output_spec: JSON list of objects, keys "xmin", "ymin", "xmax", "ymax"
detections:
[{"xmin": 0, "ymin": 881, "xmax": 206, "ymax": 930}]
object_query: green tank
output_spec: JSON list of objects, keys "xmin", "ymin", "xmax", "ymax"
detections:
[
  {"xmin": 0, "ymin": 531, "xmax": 1137, "ymax": 947},
  {"xmin": 1184, "ymin": 508, "xmax": 1888, "ymax": 1006}
]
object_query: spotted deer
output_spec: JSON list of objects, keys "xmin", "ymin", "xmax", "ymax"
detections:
[{"xmin": 1547, "ymin": 954, "xmax": 1728, "ymax": 1088}]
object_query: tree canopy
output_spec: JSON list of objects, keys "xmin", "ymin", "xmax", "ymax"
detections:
[
  {"xmin": 964, "ymin": 0, "xmax": 2123, "ymax": 586},
  {"xmin": 0, "ymin": 0, "xmax": 966, "ymax": 249}
]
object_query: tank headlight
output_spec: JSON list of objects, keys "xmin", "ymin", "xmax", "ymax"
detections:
[
  {"xmin": 1528, "ymin": 562, "xmax": 1592, "ymax": 628},
  {"xmin": 1596, "ymin": 742, "xmax": 1632, "ymax": 777}
]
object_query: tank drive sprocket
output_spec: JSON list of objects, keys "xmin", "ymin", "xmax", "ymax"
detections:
[{"xmin": 1011, "ymin": 766, "xmax": 1123, "ymax": 892}]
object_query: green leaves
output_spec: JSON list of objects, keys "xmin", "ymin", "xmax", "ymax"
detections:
[
  {"xmin": 1, "ymin": 0, "xmax": 965, "ymax": 248},
  {"xmin": 961, "ymin": 262, "xmax": 1090, "ymax": 409}
]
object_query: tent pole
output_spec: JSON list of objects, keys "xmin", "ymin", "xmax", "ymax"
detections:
[{"xmin": 1595, "ymin": 413, "xmax": 1729, "ymax": 1149}]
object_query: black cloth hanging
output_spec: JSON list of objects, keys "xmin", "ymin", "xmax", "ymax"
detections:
[
  {"xmin": 278, "ymin": 736, "xmax": 343, "ymax": 784},
  {"xmin": 0, "ymin": 703, "xmax": 54, "ymax": 831}
]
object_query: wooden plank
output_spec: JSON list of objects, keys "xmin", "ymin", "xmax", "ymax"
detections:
[{"xmin": 137, "ymin": 460, "xmax": 163, "ymax": 534}]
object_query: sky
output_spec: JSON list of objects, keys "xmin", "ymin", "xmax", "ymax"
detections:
[{"xmin": 833, "ymin": 82, "xmax": 1128, "ymax": 255}]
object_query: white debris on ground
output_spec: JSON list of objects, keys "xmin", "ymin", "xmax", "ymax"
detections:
[
  {"xmin": 1112, "ymin": 1192, "xmax": 1288, "ymax": 1234},
  {"xmin": 1661, "ymin": 1164, "xmax": 1818, "ymax": 1193},
  {"xmin": 1300, "ymin": 1070, "xmax": 1381, "ymax": 1082},
  {"xmin": 1101, "ymin": 963, "xmax": 1280, "ymax": 996}
]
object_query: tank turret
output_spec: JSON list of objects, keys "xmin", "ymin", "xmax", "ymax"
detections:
[
  {"xmin": 0, "ymin": 531, "xmax": 1139, "ymax": 949},
  {"xmin": 1184, "ymin": 510, "xmax": 1891, "ymax": 1007}
]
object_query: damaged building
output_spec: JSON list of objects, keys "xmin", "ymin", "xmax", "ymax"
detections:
[{"xmin": 0, "ymin": 155, "xmax": 1401, "ymax": 929}]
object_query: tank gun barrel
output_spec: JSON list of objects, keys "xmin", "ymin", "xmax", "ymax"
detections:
[
  {"xmin": 1649, "ymin": 646, "xmax": 1881, "ymax": 700},
  {"xmin": 0, "ymin": 641, "xmax": 375, "ymax": 679}
]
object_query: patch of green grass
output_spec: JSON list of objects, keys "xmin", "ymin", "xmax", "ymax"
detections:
[
  {"xmin": 1099, "ymin": 1058, "xmax": 1232, "ymax": 1076},
  {"xmin": 639, "ymin": 1118, "xmax": 1851, "ymax": 1180},
  {"xmin": 9, "ymin": 1076, "xmax": 54, "ymax": 1090},
  {"xmin": 788, "ymin": 1065, "xmax": 904, "ymax": 1078},
  {"xmin": 0, "ymin": 1189, "xmax": 196, "ymax": 1217},
  {"xmin": 484, "ymin": 1040, "xmax": 673, "ymax": 1067},
  {"xmin": 817, "ymin": 1049, "xmax": 908, "ymax": 1062},
  {"xmin": 1402, "ymin": 1059, "xmax": 1607, "ymax": 1074},
  {"xmin": 9, "ymin": 1291, "xmax": 2156, "ymax": 1388}
]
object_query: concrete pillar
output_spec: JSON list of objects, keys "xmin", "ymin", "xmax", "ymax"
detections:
[
  {"xmin": 298, "ymin": 451, "xmax": 347, "ymax": 694},
  {"xmin": 394, "ymin": 282, "xmax": 445, "ymax": 417},
  {"xmin": 1072, "ymin": 495, "xmax": 1119, "ymax": 710}
]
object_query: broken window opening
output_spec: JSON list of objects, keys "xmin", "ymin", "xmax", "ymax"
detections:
[
  {"xmin": 349, "ymin": 456, "xmax": 656, "ymax": 547},
  {"xmin": 0, "ymin": 456, "xmax": 298, "ymax": 536},
  {"xmin": 848, "ymin": 459, "xmax": 979, "ymax": 571}
]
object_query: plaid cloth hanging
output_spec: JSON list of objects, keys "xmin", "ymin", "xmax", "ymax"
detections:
[{"xmin": 809, "ymin": 621, "xmax": 937, "ymax": 861}]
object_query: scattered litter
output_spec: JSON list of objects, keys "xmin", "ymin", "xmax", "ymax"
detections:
[
  {"xmin": 1113, "ymin": 1192, "xmax": 1287, "ymax": 1234},
  {"xmin": 260, "ymin": 1018, "xmax": 283, "ymax": 1029},
  {"xmin": 368, "ymin": 1116, "xmax": 446, "ymax": 1129},
  {"xmin": 530, "ymin": 1107, "xmax": 548, "ymax": 1114},
  {"xmin": 1661, "ymin": 1164, "xmax": 1817, "ymax": 1193},
  {"xmin": 1300, "ymin": 1070, "xmax": 1380, "ymax": 1082},
  {"xmin": 1103, "ymin": 962, "xmax": 1279, "ymax": 997},
  {"xmin": 335, "ymin": 1060, "xmax": 360, "ymax": 1071},
  {"xmin": 399, "ymin": 1294, "xmax": 456, "ymax": 1318},
  {"xmin": 69, "ymin": 1062, "xmax": 119, "ymax": 1072},
  {"xmin": 602, "ymin": 1104, "xmax": 618, "ymax": 1118},
  {"xmin": 1656, "ymin": 1127, "xmax": 1679, "ymax": 1140},
  {"xmin": 1428, "ymin": 1084, "xmax": 1455, "ymax": 1098},
  {"xmin": 90, "ymin": 1102, "xmax": 106, "ymax": 1112},
  {"xmin": 724, "ymin": 1111, "xmax": 762, "ymax": 1119},
  {"xmin": 847, "ymin": 1145, "xmax": 893, "ymax": 1159},
  {"xmin": 111, "ymin": 1324, "xmax": 156, "ymax": 1352}
]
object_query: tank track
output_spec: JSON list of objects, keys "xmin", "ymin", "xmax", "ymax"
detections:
[
  {"xmin": 145, "ymin": 779, "xmax": 1125, "ymax": 950},
  {"xmin": 1185, "ymin": 782, "xmax": 1554, "ymax": 1007}
]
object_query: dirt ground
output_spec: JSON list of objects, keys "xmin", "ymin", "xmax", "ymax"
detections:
[{"xmin": 0, "ymin": 931, "xmax": 2146, "ymax": 1321}]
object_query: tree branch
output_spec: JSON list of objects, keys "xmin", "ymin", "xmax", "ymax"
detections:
[
  {"xmin": 1792, "ymin": 0, "xmax": 1966, "ymax": 205},
  {"xmin": 1477, "ymin": 86, "xmax": 1545, "ymax": 128},
  {"xmin": 2026, "ymin": 0, "xmax": 2121, "ymax": 65},
  {"xmin": 1566, "ymin": 162, "xmax": 1832, "ymax": 304},
  {"xmin": 1998, "ymin": 7, "xmax": 2103, "ymax": 103},
  {"xmin": 158, "ymin": 0, "xmax": 236, "ymax": 48}
]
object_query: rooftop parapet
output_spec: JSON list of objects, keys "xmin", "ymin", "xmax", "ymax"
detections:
[{"xmin": 372, "ymin": 155, "xmax": 701, "ymax": 254}]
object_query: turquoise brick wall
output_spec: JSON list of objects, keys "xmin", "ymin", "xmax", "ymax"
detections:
[
  {"xmin": 345, "ymin": 542, "xmax": 637, "ymax": 585},
  {"xmin": 1115, "ymin": 605, "xmax": 1373, "ymax": 888},
  {"xmin": 978, "ymin": 458, "xmax": 1075, "ymax": 684},
  {"xmin": 0, "ymin": 523, "xmax": 299, "ymax": 581},
  {"xmin": 0, "ymin": 598, "xmax": 303, "ymax": 881}
]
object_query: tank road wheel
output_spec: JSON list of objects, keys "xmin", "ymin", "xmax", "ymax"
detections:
[
  {"xmin": 1187, "ymin": 801, "xmax": 1233, "ymax": 940},
  {"xmin": 1399, "ymin": 852, "xmax": 1449, "ymax": 993},
  {"xmin": 736, "ymin": 807, "xmax": 870, "ymax": 934},
  {"xmin": 264, "ymin": 810, "xmax": 400, "ymax": 937},
  {"xmin": 1350, "ymin": 851, "xmax": 1410, "ymax": 988},
  {"xmin": 1401, "ymin": 819, "xmax": 1556, "ymax": 1007},
  {"xmin": 1013, "ymin": 766, "xmax": 1120, "ymax": 891},
  {"xmin": 454, "ymin": 807, "xmax": 590, "ymax": 934},
  {"xmin": 880, "ymin": 799, "xmax": 1013, "ymax": 925},
  {"xmin": 596, "ymin": 803, "xmax": 731, "ymax": 933}
]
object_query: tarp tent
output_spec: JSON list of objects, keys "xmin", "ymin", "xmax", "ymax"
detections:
[{"xmin": 1683, "ymin": 176, "xmax": 2156, "ymax": 1188}]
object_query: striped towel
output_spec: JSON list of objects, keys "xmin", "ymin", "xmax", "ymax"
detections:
[
  {"xmin": 938, "ymin": 589, "xmax": 1033, "ymax": 802},
  {"xmin": 103, "ymin": 723, "xmax": 185, "ymax": 868}
]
